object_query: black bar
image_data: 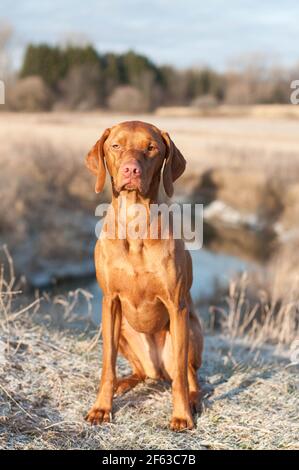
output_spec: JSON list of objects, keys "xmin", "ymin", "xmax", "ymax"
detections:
[{"xmin": 0, "ymin": 449, "xmax": 297, "ymax": 466}]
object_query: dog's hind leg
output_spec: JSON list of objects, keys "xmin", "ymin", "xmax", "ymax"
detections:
[
  {"xmin": 114, "ymin": 373, "xmax": 144, "ymax": 396},
  {"xmin": 115, "ymin": 314, "xmax": 166, "ymax": 396},
  {"xmin": 115, "ymin": 332, "xmax": 146, "ymax": 396}
]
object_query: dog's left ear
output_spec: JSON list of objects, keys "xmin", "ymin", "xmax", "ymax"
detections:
[
  {"xmin": 85, "ymin": 128, "xmax": 110, "ymax": 193},
  {"xmin": 161, "ymin": 131, "xmax": 186, "ymax": 197}
]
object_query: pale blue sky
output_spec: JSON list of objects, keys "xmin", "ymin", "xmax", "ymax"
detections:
[{"xmin": 1, "ymin": 0, "xmax": 298, "ymax": 70}]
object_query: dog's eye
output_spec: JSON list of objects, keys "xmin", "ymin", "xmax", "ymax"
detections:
[
  {"xmin": 112, "ymin": 143, "xmax": 120, "ymax": 150},
  {"xmin": 148, "ymin": 144, "xmax": 155, "ymax": 151}
]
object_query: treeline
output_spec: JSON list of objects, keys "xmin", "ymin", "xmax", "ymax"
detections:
[{"xmin": 4, "ymin": 43, "xmax": 296, "ymax": 111}]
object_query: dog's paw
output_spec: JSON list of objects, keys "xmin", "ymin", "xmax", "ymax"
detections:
[
  {"xmin": 114, "ymin": 374, "xmax": 143, "ymax": 396},
  {"xmin": 169, "ymin": 415, "xmax": 194, "ymax": 431},
  {"xmin": 114, "ymin": 379, "xmax": 133, "ymax": 396},
  {"xmin": 85, "ymin": 406, "xmax": 111, "ymax": 425}
]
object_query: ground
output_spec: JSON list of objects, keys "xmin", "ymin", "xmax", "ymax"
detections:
[{"xmin": 1, "ymin": 315, "xmax": 298, "ymax": 450}]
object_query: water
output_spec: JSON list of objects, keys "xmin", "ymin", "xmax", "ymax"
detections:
[{"xmin": 80, "ymin": 248, "xmax": 252, "ymax": 325}]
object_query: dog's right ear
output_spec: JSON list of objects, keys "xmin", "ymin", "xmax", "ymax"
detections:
[{"xmin": 85, "ymin": 128, "xmax": 110, "ymax": 193}]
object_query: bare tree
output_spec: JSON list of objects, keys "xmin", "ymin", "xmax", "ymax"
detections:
[
  {"xmin": 0, "ymin": 21, "xmax": 13, "ymax": 78},
  {"xmin": 7, "ymin": 76, "xmax": 53, "ymax": 111},
  {"xmin": 58, "ymin": 64, "xmax": 103, "ymax": 110}
]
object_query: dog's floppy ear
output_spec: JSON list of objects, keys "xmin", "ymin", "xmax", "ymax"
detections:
[
  {"xmin": 85, "ymin": 128, "xmax": 110, "ymax": 193},
  {"xmin": 161, "ymin": 131, "xmax": 186, "ymax": 198}
]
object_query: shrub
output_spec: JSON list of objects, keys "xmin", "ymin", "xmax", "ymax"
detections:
[
  {"xmin": 107, "ymin": 85, "xmax": 148, "ymax": 113},
  {"xmin": 191, "ymin": 94, "xmax": 218, "ymax": 108},
  {"xmin": 6, "ymin": 76, "xmax": 53, "ymax": 111}
]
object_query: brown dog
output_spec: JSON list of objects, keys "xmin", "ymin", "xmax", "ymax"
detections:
[{"xmin": 84, "ymin": 121, "xmax": 203, "ymax": 431}]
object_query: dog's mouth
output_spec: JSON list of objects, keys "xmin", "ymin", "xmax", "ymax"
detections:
[
  {"xmin": 118, "ymin": 178, "xmax": 143, "ymax": 193},
  {"xmin": 123, "ymin": 182, "xmax": 139, "ymax": 190},
  {"xmin": 114, "ymin": 173, "xmax": 149, "ymax": 195}
]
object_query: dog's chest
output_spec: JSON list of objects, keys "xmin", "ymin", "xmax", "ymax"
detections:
[
  {"xmin": 97, "ymin": 241, "xmax": 171, "ymax": 333},
  {"xmin": 98, "ymin": 239, "xmax": 173, "ymax": 292},
  {"xmin": 113, "ymin": 263, "xmax": 170, "ymax": 333},
  {"xmin": 108, "ymin": 253, "xmax": 166, "ymax": 301}
]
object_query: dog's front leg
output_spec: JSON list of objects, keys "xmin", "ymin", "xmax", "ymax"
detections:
[
  {"xmin": 168, "ymin": 300, "xmax": 194, "ymax": 431},
  {"xmin": 85, "ymin": 295, "xmax": 121, "ymax": 425}
]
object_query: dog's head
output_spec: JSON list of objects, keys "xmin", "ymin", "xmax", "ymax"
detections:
[{"xmin": 85, "ymin": 121, "xmax": 186, "ymax": 198}]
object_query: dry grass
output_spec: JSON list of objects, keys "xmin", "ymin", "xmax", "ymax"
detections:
[
  {"xmin": 207, "ymin": 239, "xmax": 299, "ymax": 347},
  {"xmin": 212, "ymin": 272, "xmax": 298, "ymax": 347},
  {"xmin": 1, "ymin": 111, "xmax": 299, "ymax": 171},
  {"xmin": 0, "ymin": 251, "xmax": 298, "ymax": 450},
  {"xmin": 156, "ymin": 104, "xmax": 299, "ymax": 120},
  {"xmin": 1, "ymin": 112, "xmax": 299, "ymax": 208}
]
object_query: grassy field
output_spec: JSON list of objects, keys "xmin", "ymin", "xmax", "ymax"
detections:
[
  {"xmin": 1, "ymin": 110, "xmax": 299, "ymax": 173},
  {"xmin": 1, "ymin": 285, "xmax": 298, "ymax": 450},
  {"xmin": 1, "ymin": 110, "xmax": 299, "ymax": 215},
  {"xmin": 0, "ymin": 110, "xmax": 298, "ymax": 449}
]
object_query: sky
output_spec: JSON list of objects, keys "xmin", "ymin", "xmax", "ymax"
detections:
[{"xmin": 1, "ymin": 0, "xmax": 299, "ymax": 71}]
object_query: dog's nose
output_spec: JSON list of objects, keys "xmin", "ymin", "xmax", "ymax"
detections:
[{"xmin": 121, "ymin": 161, "xmax": 142, "ymax": 177}]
